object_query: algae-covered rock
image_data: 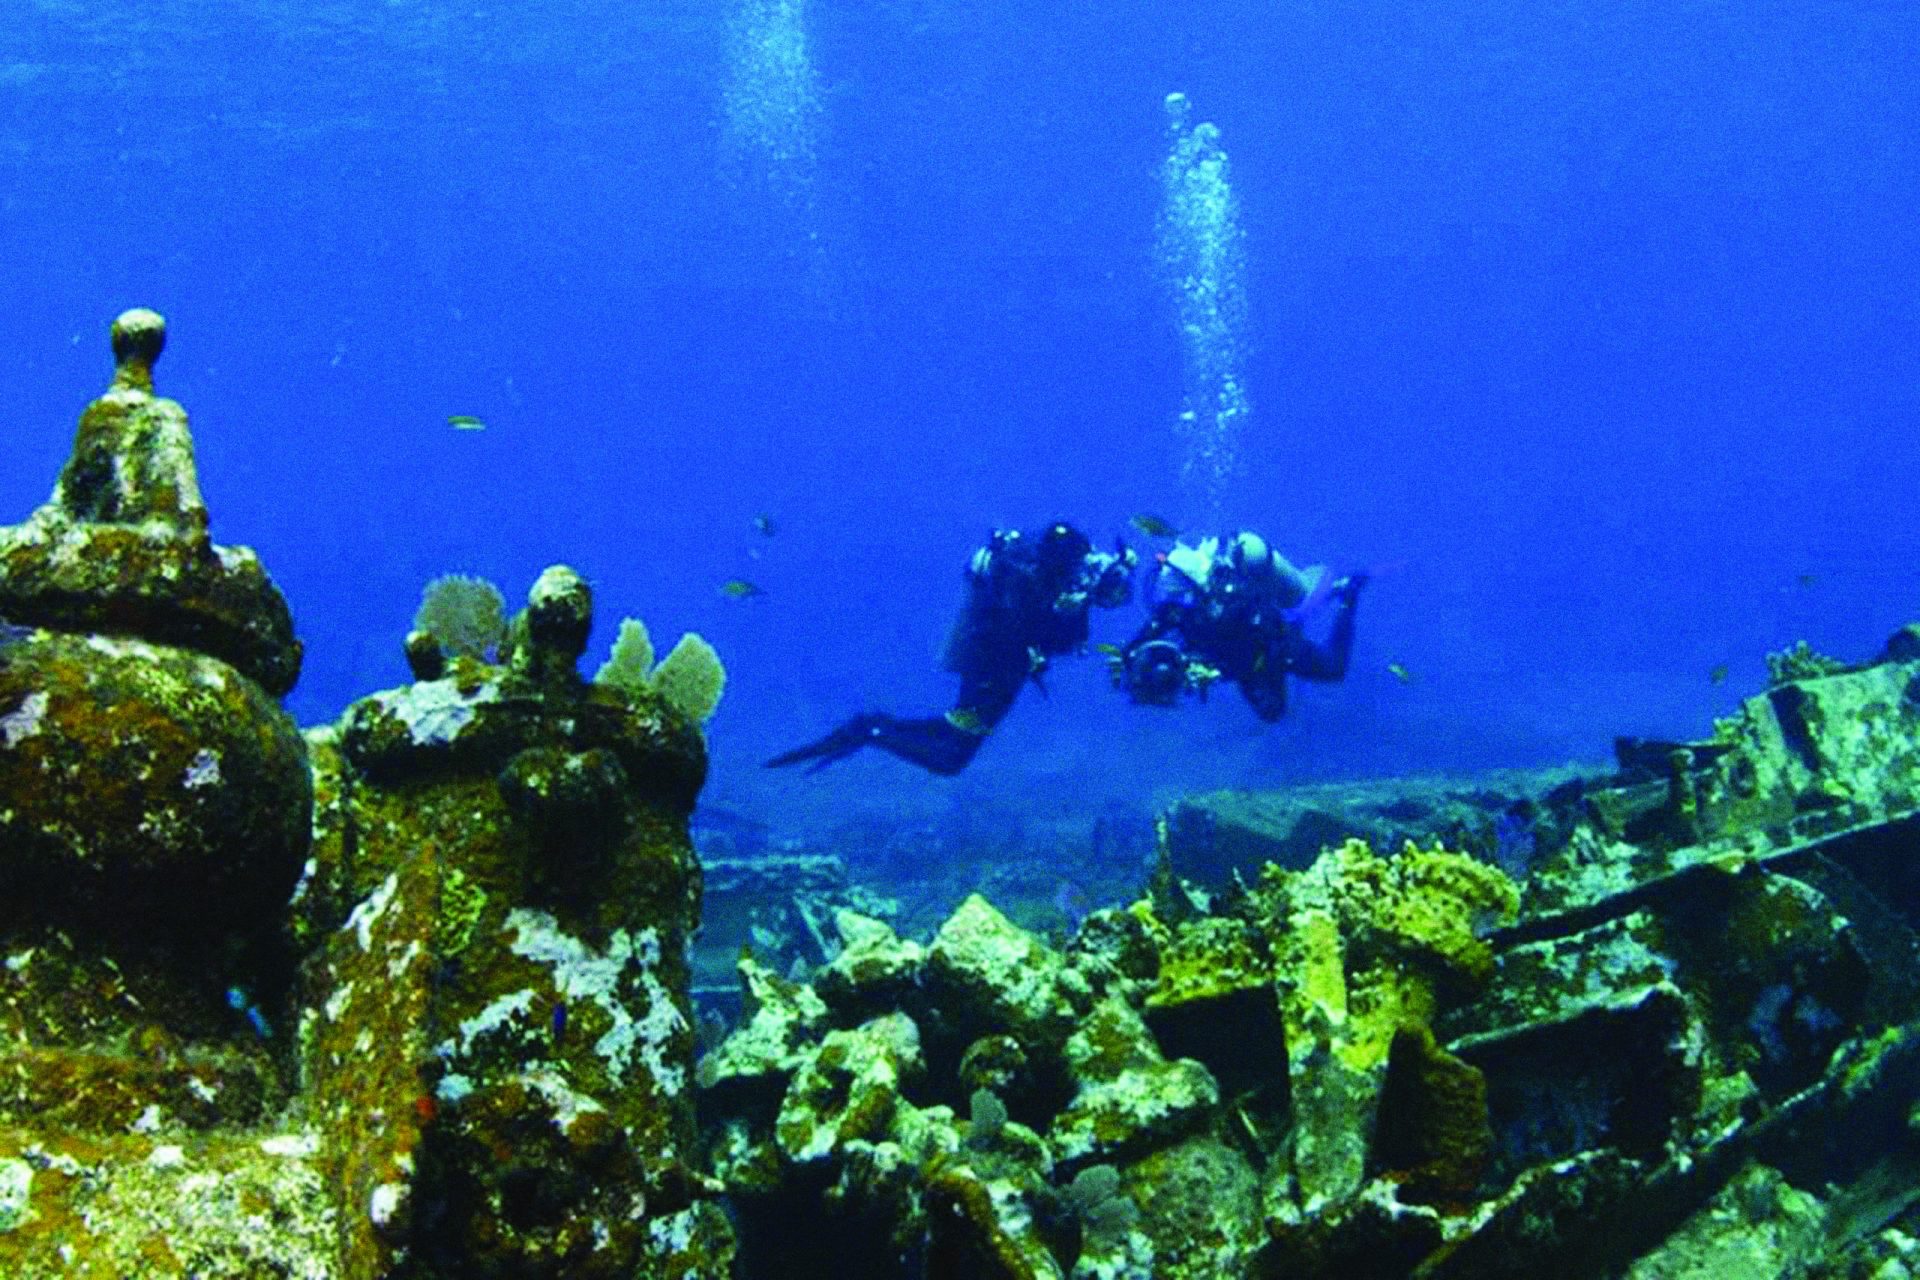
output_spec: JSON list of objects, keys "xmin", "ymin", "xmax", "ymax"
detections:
[
  {"xmin": 0, "ymin": 310, "xmax": 310, "ymax": 945},
  {"xmin": 1371, "ymin": 1023, "xmax": 1492, "ymax": 1203},
  {"xmin": 816, "ymin": 909, "xmax": 925, "ymax": 1019},
  {"xmin": 1050, "ymin": 997, "xmax": 1218, "ymax": 1167},
  {"xmin": 928, "ymin": 894, "xmax": 1089, "ymax": 1051},
  {"xmin": 1441, "ymin": 908, "xmax": 1708, "ymax": 1174},
  {"xmin": 922, "ymin": 1154, "xmax": 1067, "ymax": 1280},
  {"xmin": 775, "ymin": 1013, "xmax": 923, "ymax": 1164},
  {"xmin": 0, "ymin": 929, "xmax": 282, "ymax": 1136},
  {"xmin": 1147, "ymin": 915, "xmax": 1268, "ymax": 1010},
  {"xmin": 918, "ymin": 1098, "xmax": 1064, "ymax": 1277},
  {"xmin": 0, "ymin": 312, "xmax": 317, "ymax": 1276},
  {"xmin": 1142, "ymin": 914, "xmax": 1283, "ymax": 1096},
  {"xmin": 1525, "ymin": 644, "xmax": 1920, "ymax": 923},
  {"xmin": 958, "ymin": 1035, "xmax": 1032, "ymax": 1101},
  {"xmin": 698, "ymin": 952, "xmax": 829, "ymax": 1111},
  {"xmin": 338, "ymin": 665, "xmax": 704, "ymax": 816},
  {"xmin": 0, "ymin": 631, "xmax": 308, "ymax": 936},
  {"xmin": 1453, "ymin": 909, "xmax": 1677, "ymax": 1037},
  {"xmin": 524, "ymin": 563, "xmax": 595, "ymax": 671},
  {"xmin": 0, "ymin": 1129, "xmax": 337, "ymax": 1279},
  {"xmin": 1248, "ymin": 837, "xmax": 1517, "ymax": 1213},
  {"xmin": 1671, "ymin": 869, "xmax": 1866, "ymax": 1099},
  {"xmin": 1065, "ymin": 903, "xmax": 1165, "ymax": 991},
  {"xmin": 1121, "ymin": 1137, "xmax": 1260, "ymax": 1280},
  {"xmin": 1621, "ymin": 1162, "xmax": 1827, "ymax": 1280}
]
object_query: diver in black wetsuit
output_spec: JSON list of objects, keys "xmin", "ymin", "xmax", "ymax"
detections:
[
  {"xmin": 1113, "ymin": 531, "xmax": 1365, "ymax": 721},
  {"xmin": 766, "ymin": 522, "xmax": 1138, "ymax": 776}
]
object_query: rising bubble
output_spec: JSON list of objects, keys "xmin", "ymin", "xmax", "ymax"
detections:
[{"xmin": 1156, "ymin": 92, "xmax": 1250, "ymax": 517}]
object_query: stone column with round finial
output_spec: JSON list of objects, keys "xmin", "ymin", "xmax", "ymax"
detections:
[
  {"xmin": 293, "ymin": 562, "xmax": 731, "ymax": 1277},
  {"xmin": 0, "ymin": 310, "xmax": 311, "ymax": 1137}
]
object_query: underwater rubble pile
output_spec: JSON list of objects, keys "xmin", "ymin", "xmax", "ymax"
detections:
[
  {"xmin": 690, "ymin": 800, "xmax": 1152, "ymax": 1002},
  {"xmin": 0, "ymin": 314, "xmax": 1918, "ymax": 1279},
  {"xmin": 697, "ymin": 627, "xmax": 1920, "ymax": 1278}
]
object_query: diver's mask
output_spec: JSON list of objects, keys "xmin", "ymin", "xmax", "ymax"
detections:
[
  {"xmin": 1084, "ymin": 546, "xmax": 1138, "ymax": 609},
  {"xmin": 1056, "ymin": 546, "xmax": 1138, "ymax": 614}
]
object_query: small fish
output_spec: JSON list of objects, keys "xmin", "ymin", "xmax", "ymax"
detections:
[
  {"xmin": 447, "ymin": 414, "xmax": 487, "ymax": 431},
  {"xmin": 1092, "ymin": 642, "xmax": 1123, "ymax": 657},
  {"xmin": 1129, "ymin": 513, "xmax": 1180, "ymax": 539},
  {"xmin": 697, "ymin": 1006, "xmax": 732, "ymax": 1056},
  {"xmin": 752, "ymin": 513, "xmax": 777, "ymax": 537},
  {"xmin": 1795, "ymin": 573, "xmax": 1818, "ymax": 589},
  {"xmin": 551, "ymin": 1002, "xmax": 568, "ymax": 1047},
  {"xmin": 1386, "ymin": 661, "xmax": 1415, "ymax": 684},
  {"xmin": 1709, "ymin": 664, "xmax": 1730, "ymax": 685},
  {"xmin": 719, "ymin": 578, "xmax": 766, "ymax": 600},
  {"xmin": 226, "ymin": 985, "xmax": 272, "ymax": 1039}
]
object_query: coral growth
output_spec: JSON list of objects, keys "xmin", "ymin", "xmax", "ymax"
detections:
[
  {"xmin": 596, "ymin": 617, "xmax": 727, "ymax": 724},
  {"xmin": 412, "ymin": 573, "xmax": 508, "ymax": 661}
]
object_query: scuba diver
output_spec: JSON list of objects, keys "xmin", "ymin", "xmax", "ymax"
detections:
[
  {"xmin": 1112, "ymin": 531, "xmax": 1365, "ymax": 721},
  {"xmin": 766, "ymin": 522, "xmax": 1138, "ymax": 775}
]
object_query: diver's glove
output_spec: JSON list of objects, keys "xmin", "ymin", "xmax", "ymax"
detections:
[
  {"xmin": 764, "ymin": 713, "xmax": 889, "ymax": 773},
  {"xmin": 1331, "ymin": 572, "xmax": 1369, "ymax": 608}
]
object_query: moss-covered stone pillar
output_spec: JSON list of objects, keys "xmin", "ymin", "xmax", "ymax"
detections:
[
  {"xmin": 298, "ymin": 566, "xmax": 733, "ymax": 1277},
  {"xmin": 0, "ymin": 307, "xmax": 310, "ymax": 1133},
  {"xmin": 0, "ymin": 311, "xmax": 323, "ymax": 1276}
]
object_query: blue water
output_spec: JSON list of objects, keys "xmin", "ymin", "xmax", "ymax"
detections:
[{"xmin": 3, "ymin": 0, "xmax": 1916, "ymax": 836}]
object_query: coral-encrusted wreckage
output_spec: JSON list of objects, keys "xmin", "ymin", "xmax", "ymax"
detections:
[
  {"xmin": 0, "ymin": 314, "xmax": 728, "ymax": 1277},
  {"xmin": 3, "ymin": 314, "xmax": 1920, "ymax": 1278}
]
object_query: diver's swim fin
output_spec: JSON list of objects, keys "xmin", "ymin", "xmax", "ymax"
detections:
[
  {"xmin": 766, "ymin": 711, "xmax": 986, "ymax": 777},
  {"xmin": 764, "ymin": 714, "xmax": 885, "ymax": 773}
]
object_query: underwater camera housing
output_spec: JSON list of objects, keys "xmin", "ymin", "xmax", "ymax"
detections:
[{"xmin": 1122, "ymin": 639, "xmax": 1198, "ymax": 706}]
